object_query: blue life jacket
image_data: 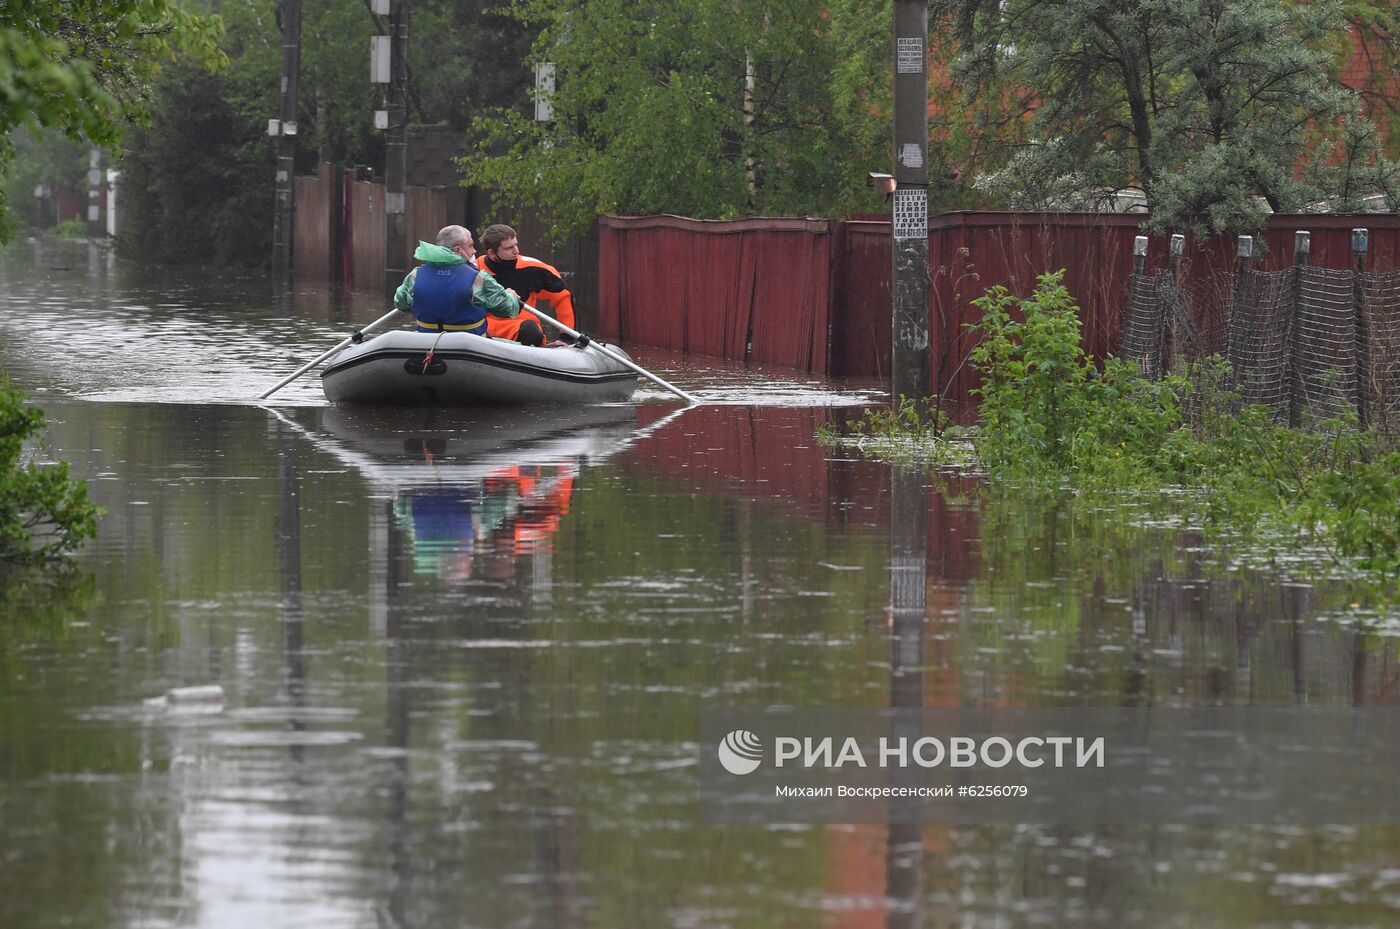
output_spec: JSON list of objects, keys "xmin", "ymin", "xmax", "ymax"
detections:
[{"xmin": 411, "ymin": 263, "xmax": 486, "ymax": 333}]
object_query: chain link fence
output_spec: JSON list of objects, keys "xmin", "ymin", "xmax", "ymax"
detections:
[{"xmin": 1121, "ymin": 259, "xmax": 1400, "ymax": 433}]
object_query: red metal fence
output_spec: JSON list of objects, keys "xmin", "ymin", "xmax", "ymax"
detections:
[
  {"xmin": 598, "ymin": 212, "xmax": 1400, "ymax": 410},
  {"xmin": 598, "ymin": 215, "xmax": 833, "ymax": 371}
]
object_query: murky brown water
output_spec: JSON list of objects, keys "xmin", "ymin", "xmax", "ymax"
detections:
[{"xmin": 2, "ymin": 238, "xmax": 1400, "ymax": 929}]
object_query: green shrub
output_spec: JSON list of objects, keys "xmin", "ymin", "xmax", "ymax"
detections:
[
  {"xmin": 968, "ymin": 270, "xmax": 1183, "ymax": 484},
  {"xmin": 0, "ymin": 379, "xmax": 100, "ymax": 565},
  {"xmin": 827, "ymin": 270, "xmax": 1400, "ymax": 589},
  {"xmin": 50, "ymin": 218, "xmax": 89, "ymax": 238}
]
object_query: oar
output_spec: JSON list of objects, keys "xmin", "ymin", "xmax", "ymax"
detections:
[
  {"xmin": 520, "ymin": 303, "xmax": 698, "ymax": 404},
  {"xmin": 258, "ymin": 308, "xmax": 405, "ymax": 400}
]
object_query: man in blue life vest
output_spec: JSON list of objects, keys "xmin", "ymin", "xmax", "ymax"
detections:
[{"xmin": 393, "ymin": 225, "xmax": 522, "ymax": 334}]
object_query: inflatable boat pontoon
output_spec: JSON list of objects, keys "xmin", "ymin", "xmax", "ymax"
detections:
[{"xmin": 321, "ymin": 330, "xmax": 639, "ymax": 406}]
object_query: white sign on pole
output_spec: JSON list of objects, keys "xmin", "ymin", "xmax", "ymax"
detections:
[
  {"xmin": 893, "ymin": 188, "xmax": 927, "ymax": 240},
  {"xmin": 896, "ymin": 37, "xmax": 924, "ymax": 74},
  {"xmin": 371, "ymin": 36, "xmax": 391, "ymax": 83},
  {"xmin": 534, "ymin": 63, "xmax": 556, "ymax": 122}
]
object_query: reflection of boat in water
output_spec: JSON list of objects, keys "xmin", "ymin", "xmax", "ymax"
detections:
[
  {"xmin": 292, "ymin": 403, "xmax": 641, "ymax": 490},
  {"xmin": 320, "ymin": 331, "xmax": 639, "ymax": 406},
  {"xmin": 272, "ymin": 404, "xmax": 649, "ymax": 580}
]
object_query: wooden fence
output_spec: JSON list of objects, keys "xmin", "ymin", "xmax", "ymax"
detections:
[{"xmin": 293, "ymin": 162, "xmax": 466, "ymax": 295}]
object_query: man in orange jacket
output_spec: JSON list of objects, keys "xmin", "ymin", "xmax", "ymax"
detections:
[{"xmin": 476, "ymin": 224, "xmax": 577, "ymax": 346}]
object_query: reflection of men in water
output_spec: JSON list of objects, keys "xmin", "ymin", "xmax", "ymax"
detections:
[
  {"xmin": 394, "ymin": 225, "xmax": 522, "ymax": 335},
  {"xmin": 476, "ymin": 224, "xmax": 577, "ymax": 347},
  {"xmin": 485, "ymin": 467, "xmax": 575, "ymax": 554},
  {"xmin": 397, "ymin": 466, "xmax": 576, "ymax": 581},
  {"xmin": 400, "ymin": 487, "xmax": 479, "ymax": 579}
]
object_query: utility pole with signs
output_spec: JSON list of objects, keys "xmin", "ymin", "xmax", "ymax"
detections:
[
  {"xmin": 86, "ymin": 148, "xmax": 104, "ymax": 236},
  {"xmin": 271, "ymin": 0, "xmax": 301, "ymax": 284},
  {"xmin": 889, "ymin": 0, "xmax": 930, "ymax": 406},
  {"xmin": 382, "ymin": 0, "xmax": 410, "ymax": 297}
]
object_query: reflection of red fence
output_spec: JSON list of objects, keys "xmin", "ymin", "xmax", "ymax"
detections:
[
  {"xmin": 600, "ymin": 212, "xmax": 1400, "ymax": 412},
  {"xmin": 625, "ymin": 405, "xmax": 981, "ymax": 583}
]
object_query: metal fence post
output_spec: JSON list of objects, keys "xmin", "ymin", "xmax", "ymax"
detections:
[
  {"xmin": 1230, "ymin": 235, "xmax": 1253, "ymax": 377},
  {"xmin": 1165, "ymin": 234, "xmax": 1184, "ymax": 373},
  {"xmin": 1289, "ymin": 231, "xmax": 1311, "ymax": 427},
  {"xmin": 1353, "ymin": 228, "xmax": 1370, "ymax": 428}
]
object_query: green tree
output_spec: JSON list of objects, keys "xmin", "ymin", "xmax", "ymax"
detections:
[
  {"xmin": 117, "ymin": 59, "xmax": 274, "ymax": 265},
  {"xmin": 1, "ymin": 129, "xmax": 89, "ymax": 230},
  {"xmin": 0, "ymin": 0, "xmax": 224, "ymax": 240},
  {"xmin": 466, "ymin": 0, "xmax": 893, "ymax": 240},
  {"xmin": 0, "ymin": 380, "xmax": 99, "ymax": 566},
  {"xmin": 116, "ymin": 0, "xmax": 537, "ymax": 266},
  {"xmin": 1337, "ymin": 1, "xmax": 1400, "ymax": 150},
  {"xmin": 943, "ymin": 0, "xmax": 1400, "ymax": 235}
]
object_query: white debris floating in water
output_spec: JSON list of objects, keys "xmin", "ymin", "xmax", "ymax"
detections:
[{"xmin": 145, "ymin": 684, "xmax": 226, "ymax": 710}]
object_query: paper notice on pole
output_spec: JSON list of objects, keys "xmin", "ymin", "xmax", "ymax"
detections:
[
  {"xmin": 893, "ymin": 188, "xmax": 927, "ymax": 240},
  {"xmin": 899, "ymin": 144, "xmax": 924, "ymax": 169},
  {"xmin": 897, "ymin": 37, "xmax": 924, "ymax": 74}
]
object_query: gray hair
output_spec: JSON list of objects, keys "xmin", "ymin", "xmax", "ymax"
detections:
[{"xmin": 436, "ymin": 224, "xmax": 470, "ymax": 249}]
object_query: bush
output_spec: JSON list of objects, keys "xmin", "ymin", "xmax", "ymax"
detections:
[
  {"xmin": 51, "ymin": 218, "xmax": 89, "ymax": 238},
  {"xmin": 0, "ymin": 379, "xmax": 100, "ymax": 565},
  {"xmin": 828, "ymin": 270, "xmax": 1400, "ymax": 589},
  {"xmin": 968, "ymin": 271, "xmax": 1181, "ymax": 483}
]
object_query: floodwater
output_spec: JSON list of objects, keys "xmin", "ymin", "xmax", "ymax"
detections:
[{"xmin": 2, "ymin": 238, "xmax": 1400, "ymax": 929}]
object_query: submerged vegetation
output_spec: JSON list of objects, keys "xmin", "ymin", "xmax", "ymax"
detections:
[
  {"xmin": 823, "ymin": 271, "xmax": 1400, "ymax": 592},
  {"xmin": 0, "ymin": 379, "xmax": 99, "ymax": 567}
]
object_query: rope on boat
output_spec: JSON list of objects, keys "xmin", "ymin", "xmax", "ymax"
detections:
[{"xmin": 422, "ymin": 328, "xmax": 448, "ymax": 368}]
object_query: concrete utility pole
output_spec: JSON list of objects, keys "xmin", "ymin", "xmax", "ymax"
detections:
[
  {"xmin": 272, "ymin": 0, "xmax": 301, "ymax": 283},
  {"xmin": 890, "ymin": 0, "xmax": 930, "ymax": 406},
  {"xmin": 86, "ymin": 148, "xmax": 103, "ymax": 236},
  {"xmin": 383, "ymin": 0, "xmax": 410, "ymax": 297}
]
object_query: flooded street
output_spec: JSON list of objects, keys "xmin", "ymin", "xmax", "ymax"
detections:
[{"xmin": 3, "ymin": 239, "xmax": 1400, "ymax": 929}]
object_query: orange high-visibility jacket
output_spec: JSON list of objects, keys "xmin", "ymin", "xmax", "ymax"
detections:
[
  {"xmin": 477, "ymin": 254, "xmax": 577, "ymax": 341},
  {"xmin": 483, "ymin": 466, "xmax": 575, "ymax": 554}
]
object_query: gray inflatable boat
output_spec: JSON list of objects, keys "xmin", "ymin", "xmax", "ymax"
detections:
[{"xmin": 321, "ymin": 330, "xmax": 639, "ymax": 405}]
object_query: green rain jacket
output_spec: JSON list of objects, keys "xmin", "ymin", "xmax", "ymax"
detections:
[{"xmin": 393, "ymin": 241, "xmax": 523, "ymax": 322}]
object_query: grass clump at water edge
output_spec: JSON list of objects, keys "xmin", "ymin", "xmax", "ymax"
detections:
[{"xmin": 816, "ymin": 398, "xmax": 977, "ymax": 466}]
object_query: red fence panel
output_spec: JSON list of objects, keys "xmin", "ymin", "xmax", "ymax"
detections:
[
  {"xmin": 598, "ymin": 215, "xmax": 834, "ymax": 373},
  {"xmin": 349, "ymin": 177, "xmax": 386, "ymax": 295},
  {"xmin": 293, "ymin": 164, "xmax": 337, "ymax": 283},
  {"xmin": 404, "ymin": 186, "xmax": 467, "ymax": 270},
  {"xmin": 924, "ymin": 213, "xmax": 1143, "ymax": 413},
  {"xmin": 746, "ymin": 223, "xmax": 832, "ymax": 371},
  {"xmin": 830, "ymin": 220, "xmax": 893, "ymax": 379}
]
